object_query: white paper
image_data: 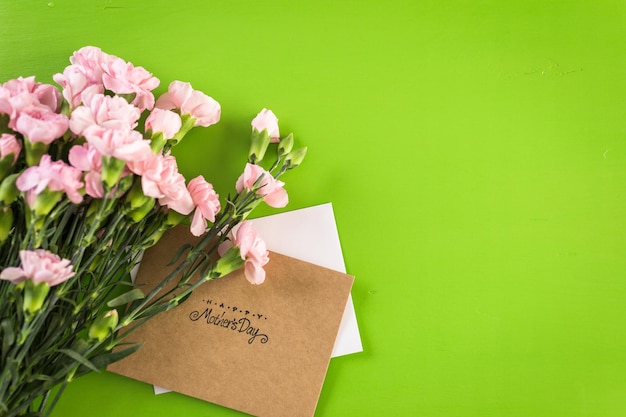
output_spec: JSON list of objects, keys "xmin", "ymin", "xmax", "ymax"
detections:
[{"xmin": 153, "ymin": 203, "xmax": 362, "ymax": 394}]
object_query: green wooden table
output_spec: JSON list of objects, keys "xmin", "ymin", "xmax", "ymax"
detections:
[{"xmin": 2, "ymin": 1, "xmax": 626, "ymax": 415}]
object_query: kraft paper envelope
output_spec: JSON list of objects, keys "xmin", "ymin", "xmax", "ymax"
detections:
[
  {"xmin": 152, "ymin": 203, "xmax": 362, "ymax": 395},
  {"xmin": 109, "ymin": 225, "xmax": 355, "ymax": 417}
]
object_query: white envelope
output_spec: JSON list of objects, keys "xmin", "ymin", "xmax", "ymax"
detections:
[{"xmin": 153, "ymin": 202, "xmax": 362, "ymax": 394}]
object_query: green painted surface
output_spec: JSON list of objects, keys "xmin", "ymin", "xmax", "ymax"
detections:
[{"xmin": 2, "ymin": 1, "xmax": 626, "ymax": 415}]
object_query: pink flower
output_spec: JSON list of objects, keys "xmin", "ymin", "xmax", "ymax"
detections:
[
  {"xmin": 128, "ymin": 153, "xmax": 194, "ymax": 215},
  {"xmin": 3, "ymin": 76, "xmax": 37, "ymax": 96},
  {"xmin": 126, "ymin": 155, "xmax": 162, "ymax": 195},
  {"xmin": 68, "ymin": 143, "xmax": 105, "ymax": 198},
  {"xmin": 69, "ymin": 94, "xmax": 141, "ymax": 136},
  {"xmin": 235, "ymin": 163, "xmax": 288, "ymax": 208},
  {"xmin": 32, "ymin": 83, "xmax": 62, "ymax": 113},
  {"xmin": 3, "ymin": 76, "xmax": 61, "ymax": 113},
  {"xmin": 83, "ymin": 127, "xmax": 152, "ymax": 163},
  {"xmin": 1, "ymin": 91, "xmax": 37, "ymax": 130},
  {"xmin": 158, "ymin": 175, "xmax": 194, "ymax": 215},
  {"xmin": 68, "ymin": 142, "xmax": 101, "ymax": 172},
  {"xmin": 102, "ymin": 56, "xmax": 160, "ymax": 110},
  {"xmin": 53, "ymin": 64, "xmax": 104, "ymax": 109},
  {"xmin": 14, "ymin": 105, "xmax": 69, "ymax": 145},
  {"xmin": 251, "ymin": 108, "xmax": 280, "ymax": 142},
  {"xmin": 53, "ymin": 46, "xmax": 116, "ymax": 109},
  {"xmin": 55, "ymin": 46, "xmax": 160, "ymax": 109},
  {"xmin": 68, "ymin": 46, "xmax": 115, "ymax": 81},
  {"xmin": 155, "ymin": 80, "xmax": 220, "ymax": 127},
  {"xmin": 145, "ymin": 108, "xmax": 182, "ymax": 139},
  {"xmin": 181, "ymin": 90, "xmax": 221, "ymax": 127},
  {"xmin": 0, "ymin": 78, "xmax": 64, "ymax": 132},
  {"xmin": 188, "ymin": 175, "xmax": 220, "ymax": 236},
  {"xmin": 154, "ymin": 80, "xmax": 190, "ymax": 109},
  {"xmin": 0, "ymin": 133, "xmax": 21, "ymax": 164},
  {"xmin": 221, "ymin": 221, "xmax": 268, "ymax": 285},
  {"xmin": 0, "ymin": 249, "xmax": 75, "ymax": 286},
  {"xmin": 17, "ymin": 155, "xmax": 84, "ymax": 205},
  {"xmin": 0, "ymin": 88, "xmax": 12, "ymax": 119}
]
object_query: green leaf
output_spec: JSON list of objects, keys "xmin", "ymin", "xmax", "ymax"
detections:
[
  {"xmin": 167, "ymin": 243, "xmax": 193, "ymax": 266},
  {"xmin": 29, "ymin": 373, "xmax": 54, "ymax": 382},
  {"xmin": 18, "ymin": 411, "xmax": 44, "ymax": 417},
  {"xmin": 106, "ymin": 289, "xmax": 145, "ymax": 307},
  {"xmin": 6, "ymin": 358, "xmax": 18, "ymax": 386},
  {"xmin": 87, "ymin": 344, "xmax": 142, "ymax": 371},
  {"xmin": 1, "ymin": 318, "xmax": 15, "ymax": 357},
  {"xmin": 58, "ymin": 349, "xmax": 100, "ymax": 373}
]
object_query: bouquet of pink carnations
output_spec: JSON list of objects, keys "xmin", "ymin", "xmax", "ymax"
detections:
[{"xmin": 0, "ymin": 46, "xmax": 306, "ymax": 417}]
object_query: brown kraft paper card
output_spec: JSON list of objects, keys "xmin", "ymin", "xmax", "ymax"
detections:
[{"xmin": 108, "ymin": 225, "xmax": 355, "ymax": 417}]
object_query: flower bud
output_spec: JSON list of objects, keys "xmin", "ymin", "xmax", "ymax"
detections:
[
  {"xmin": 0, "ymin": 134, "xmax": 21, "ymax": 181},
  {"xmin": 277, "ymin": 133, "xmax": 294, "ymax": 157},
  {"xmin": 88, "ymin": 309, "xmax": 119, "ymax": 342},
  {"xmin": 0, "ymin": 173, "xmax": 19, "ymax": 206},
  {"xmin": 248, "ymin": 129, "xmax": 271, "ymax": 164},
  {"xmin": 0, "ymin": 133, "xmax": 21, "ymax": 158},
  {"xmin": 251, "ymin": 109, "xmax": 279, "ymax": 142},
  {"xmin": 0, "ymin": 156, "xmax": 15, "ymax": 182},
  {"xmin": 0, "ymin": 207, "xmax": 14, "ymax": 242},
  {"xmin": 284, "ymin": 147, "xmax": 307, "ymax": 169}
]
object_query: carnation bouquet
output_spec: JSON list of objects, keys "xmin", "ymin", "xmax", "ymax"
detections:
[{"xmin": 0, "ymin": 46, "xmax": 306, "ymax": 416}]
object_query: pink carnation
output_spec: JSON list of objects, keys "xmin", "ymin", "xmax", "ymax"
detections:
[
  {"xmin": 69, "ymin": 93, "xmax": 141, "ymax": 136},
  {"xmin": 219, "ymin": 221, "xmax": 269, "ymax": 285},
  {"xmin": 83, "ymin": 127, "xmax": 152, "ymax": 163},
  {"xmin": 0, "ymin": 133, "xmax": 21, "ymax": 164},
  {"xmin": 69, "ymin": 46, "xmax": 115, "ymax": 81},
  {"xmin": 0, "ymin": 249, "xmax": 75, "ymax": 286},
  {"xmin": 154, "ymin": 80, "xmax": 190, "ymax": 110},
  {"xmin": 53, "ymin": 46, "xmax": 115, "ymax": 109},
  {"xmin": 3, "ymin": 76, "xmax": 61, "ymax": 113},
  {"xmin": 0, "ymin": 88, "xmax": 11, "ymax": 119},
  {"xmin": 17, "ymin": 155, "xmax": 84, "ymax": 206},
  {"xmin": 68, "ymin": 143, "xmax": 105, "ymax": 198},
  {"xmin": 32, "ymin": 83, "xmax": 62, "ymax": 113},
  {"xmin": 53, "ymin": 64, "xmax": 104, "ymax": 109},
  {"xmin": 102, "ymin": 57, "xmax": 160, "ymax": 111},
  {"xmin": 3, "ymin": 77, "xmax": 38, "ymax": 97},
  {"xmin": 1, "ymin": 91, "xmax": 38, "ymax": 130},
  {"xmin": 155, "ymin": 80, "xmax": 220, "ymax": 127},
  {"xmin": 188, "ymin": 175, "xmax": 220, "ymax": 236},
  {"xmin": 251, "ymin": 108, "xmax": 280, "ymax": 142},
  {"xmin": 128, "ymin": 153, "xmax": 194, "ymax": 215},
  {"xmin": 158, "ymin": 175, "xmax": 194, "ymax": 215},
  {"xmin": 0, "ymin": 78, "xmax": 64, "ymax": 132},
  {"xmin": 235, "ymin": 163, "xmax": 288, "ymax": 208},
  {"xmin": 14, "ymin": 104, "xmax": 69, "ymax": 145},
  {"xmin": 145, "ymin": 108, "xmax": 182, "ymax": 139}
]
